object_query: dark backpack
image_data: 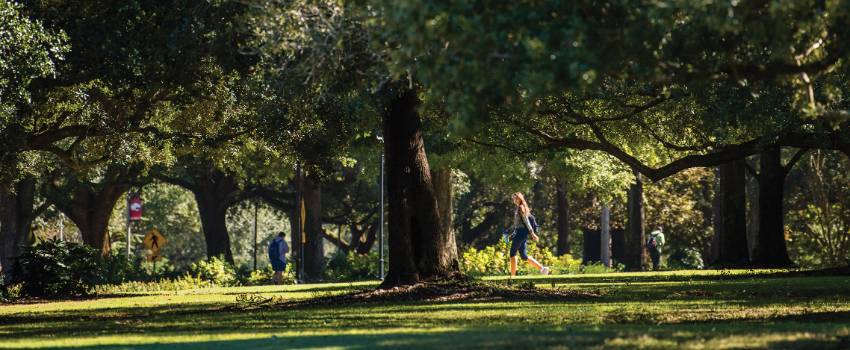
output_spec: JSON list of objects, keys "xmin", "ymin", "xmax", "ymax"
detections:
[
  {"xmin": 647, "ymin": 236, "xmax": 657, "ymax": 249},
  {"xmin": 528, "ymin": 215, "xmax": 540, "ymax": 232},
  {"xmin": 268, "ymin": 238, "xmax": 280, "ymax": 262}
]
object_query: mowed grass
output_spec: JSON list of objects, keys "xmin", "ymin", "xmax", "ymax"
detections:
[{"xmin": 1, "ymin": 270, "xmax": 849, "ymax": 349}]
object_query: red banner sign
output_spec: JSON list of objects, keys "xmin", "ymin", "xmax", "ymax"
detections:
[{"xmin": 129, "ymin": 195, "xmax": 143, "ymax": 221}]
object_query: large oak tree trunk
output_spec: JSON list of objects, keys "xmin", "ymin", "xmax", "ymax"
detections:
[
  {"xmin": 746, "ymin": 169, "xmax": 759, "ymax": 257},
  {"xmin": 555, "ymin": 178, "xmax": 571, "ymax": 256},
  {"xmin": 752, "ymin": 147, "xmax": 794, "ymax": 267},
  {"xmin": 0, "ymin": 178, "xmax": 36, "ymax": 285},
  {"xmin": 711, "ymin": 160, "xmax": 750, "ymax": 267},
  {"xmin": 381, "ymin": 87, "xmax": 459, "ymax": 288},
  {"xmin": 58, "ymin": 183, "xmax": 129, "ymax": 255},
  {"xmin": 192, "ymin": 171, "xmax": 236, "ymax": 263},
  {"xmin": 302, "ymin": 177, "xmax": 324, "ymax": 281},
  {"xmin": 624, "ymin": 172, "xmax": 646, "ymax": 271}
]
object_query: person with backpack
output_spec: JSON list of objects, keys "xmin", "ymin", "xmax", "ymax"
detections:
[
  {"xmin": 647, "ymin": 227, "xmax": 666, "ymax": 271},
  {"xmin": 268, "ymin": 231, "xmax": 290, "ymax": 284},
  {"xmin": 508, "ymin": 192, "xmax": 551, "ymax": 277}
]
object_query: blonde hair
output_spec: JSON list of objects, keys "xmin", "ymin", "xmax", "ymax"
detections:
[{"xmin": 512, "ymin": 192, "xmax": 530, "ymax": 216}]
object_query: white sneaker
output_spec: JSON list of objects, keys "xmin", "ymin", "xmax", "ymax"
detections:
[{"xmin": 540, "ymin": 266, "xmax": 551, "ymax": 275}]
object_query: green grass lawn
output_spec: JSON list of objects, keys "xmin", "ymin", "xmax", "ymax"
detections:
[{"xmin": 2, "ymin": 270, "xmax": 849, "ymax": 349}]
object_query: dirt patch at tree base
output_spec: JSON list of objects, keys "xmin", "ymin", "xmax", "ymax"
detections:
[{"xmin": 252, "ymin": 279, "xmax": 600, "ymax": 310}]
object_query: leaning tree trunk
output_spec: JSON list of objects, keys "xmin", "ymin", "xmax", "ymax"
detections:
[
  {"xmin": 752, "ymin": 147, "xmax": 794, "ymax": 267},
  {"xmin": 0, "ymin": 178, "xmax": 36, "ymax": 285},
  {"xmin": 555, "ymin": 178, "xmax": 571, "ymax": 256},
  {"xmin": 381, "ymin": 87, "xmax": 459, "ymax": 288},
  {"xmin": 711, "ymin": 160, "xmax": 750, "ymax": 267},
  {"xmin": 192, "ymin": 172, "xmax": 236, "ymax": 263},
  {"xmin": 302, "ymin": 177, "xmax": 325, "ymax": 281},
  {"xmin": 60, "ymin": 183, "xmax": 129, "ymax": 255},
  {"xmin": 624, "ymin": 172, "xmax": 646, "ymax": 271}
]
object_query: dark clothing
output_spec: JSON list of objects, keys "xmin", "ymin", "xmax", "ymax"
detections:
[
  {"xmin": 268, "ymin": 237, "xmax": 289, "ymax": 272},
  {"xmin": 271, "ymin": 259, "xmax": 286, "ymax": 272},
  {"xmin": 649, "ymin": 247, "xmax": 661, "ymax": 270},
  {"xmin": 510, "ymin": 227, "xmax": 530, "ymax": 260}
]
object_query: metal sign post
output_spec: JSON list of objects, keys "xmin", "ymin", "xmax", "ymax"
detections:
[{"xmin": 127, "ymin": 193, "xmax": 143, "ymax": 262}]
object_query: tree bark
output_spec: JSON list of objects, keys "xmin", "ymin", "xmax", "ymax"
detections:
[
  {"xmin": 0, "ymin": 178, "xmax": 36, "ymax": 285},
  {"xmin": 711, "ymin": 160, "xmax": 750, "ymax": 267},
  {"xmin": 555, "ymin": 178, "xmax": 571, "ymax": 256},
  {"xmin": 302, "ymin": 177, "xmax": 325, "ymax": 281},
  {"xmin": 600, "ymin": 203, "xmax": 611, "ymax": 267},
  {"xmin": 54, "ymin": 182, "xmax": 128, "ymax": 255},
  {"xmin": 752, "ymin": 147, "xmax": 794, "ymax": 267},
  {"xmin": 354, "ymin": 220, "xmax": 378, "ymax": 255},
  {"xmin": 624, "ymin": 172, "xmax": 646, "ymax": 271},
  {"xmin": 431, "ymin": 167, "xmax": 456, "ymax": 256},
  {"xmin": 381, "ymin": 87, "xmax": 459, "ymax": 288},
  {"xmin": 746, "ymin": 166, "xmax": 759, "ymax": 257},
  {"xmin": 191, "ymin": 170, "xmax": 237, "ymax": 263}
]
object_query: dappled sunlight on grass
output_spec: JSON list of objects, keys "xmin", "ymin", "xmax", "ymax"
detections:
[{"xmin": 1, "ymin": 270, "xmax": 849, "ymax": 349}]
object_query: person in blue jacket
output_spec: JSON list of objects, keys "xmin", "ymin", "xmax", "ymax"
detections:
[{"xmin": 268, "ymin": 231, "xmax": 290, "ymax": 284}]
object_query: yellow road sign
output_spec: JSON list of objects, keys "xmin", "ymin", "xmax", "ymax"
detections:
[{"xmin": 143, "ymin": 228, "xmax": 166, "ymax": 252}]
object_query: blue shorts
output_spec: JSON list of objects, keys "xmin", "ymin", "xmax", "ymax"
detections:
[
  {"xmin": 271, "ymin": 259, "xmax": 286, "ymax": 272},
  {"xmin": 510, "ymin": 227, "xmax": 529, "ymax": 260}
]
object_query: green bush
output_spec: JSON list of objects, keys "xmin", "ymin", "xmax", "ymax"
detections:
[
  {"xmin": 190, "ymin": 256, "xmax": 240, "ymax": 287},
  {"xmin": 668, "ymin": 248, "xmax": 705, "ymax": 270},
  {"xmin": 94, "ymin": 275, "xmax": 214, "ymax": 294},
  {"xmin": 245, "ymin": 264, "xmax": 296, "ymax": 285},
  {"xmin": 1, "ymin": 283, "xmax": 22, "ymax": 302},
  {"xmin": 581, "ymin": 261, "xmax": 624, "ymax": 274},
  {"xmin": 15, "ymin": 240, "xmax": 109, "ymax": 298},
  {"xmin": 325, "ymin": 251, "xmax": 379, "ymax": 281},
  {"xmin": 460, "ymin": 240, "xmax": 621, "ymax": 276},
  {"xmin": 461, "ymin": 240, "xmax": 567, "ymax": 276}
]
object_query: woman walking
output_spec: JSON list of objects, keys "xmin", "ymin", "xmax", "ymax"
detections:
[{"xmin": 509, "ymin": 192, "xmax": 550, "ymax": 277}]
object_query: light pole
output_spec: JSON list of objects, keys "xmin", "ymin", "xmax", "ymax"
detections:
[
  {"xmin": 252, "ymin": 198, "xmax": 258, "ymax": 271},
  {"xmin": 295, "ymin": 163, "xmax": 305, "ymax": 283},
  {"xmin": 377, "ymin": 135, "xmax": 385, "ymax": 280}
]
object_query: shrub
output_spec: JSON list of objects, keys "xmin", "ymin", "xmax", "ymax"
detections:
[
  {"xmin": 461, "ymin": 241, "xmax": 509, "ymax": 276},
  {"xmin": 460, "ymin": 240, "xmax": 623, "ymax": 276},
  {"xmin": 325, "ymin": 251, "xmax": 379, "ymax": 281},
  {"xmin": 190, "ymin": 256, "xmax": 239, "ymax": 287},
  {"xmin": 668, "ymin": 248, "xmax": 705, "ymax": 270},
  {"xmin": 581, "ymin": 261, "xmax": 624, "ymax": 274},
  {"xmin": 245, "ymin": 264, "xmax": 296, "ymax": 285},
  {"xmin": 15, "ymin": 240, "xmax": 108, "ymax": 298},
  {"xmin": 1, "ymin": 283, "xmax": 22, "ymax": 302},
  {"xmin": 94, "ymin": 275, "xmax": 214, "ymax": 294}
]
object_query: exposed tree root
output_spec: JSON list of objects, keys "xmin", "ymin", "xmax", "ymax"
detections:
[{"xmin": 272, "ymin": 278, "xmax": 599, "ymax": 309}]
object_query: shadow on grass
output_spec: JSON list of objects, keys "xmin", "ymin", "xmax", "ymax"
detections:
[{"xmin": 8, "ymin": 322, "xmax": 850, "ymax": 350}]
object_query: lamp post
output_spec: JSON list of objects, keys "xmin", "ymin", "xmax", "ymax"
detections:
[
  {"xmin": 295, "ymin": 163, "xmax": 303, "ymax": 283},
  {"xmin": 376, "ymin": 135, "xmax": 385, "ymax": 280},
  {"xmin": 252, "ymin": 199, "xmax": 258, "ymax": 271}
]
